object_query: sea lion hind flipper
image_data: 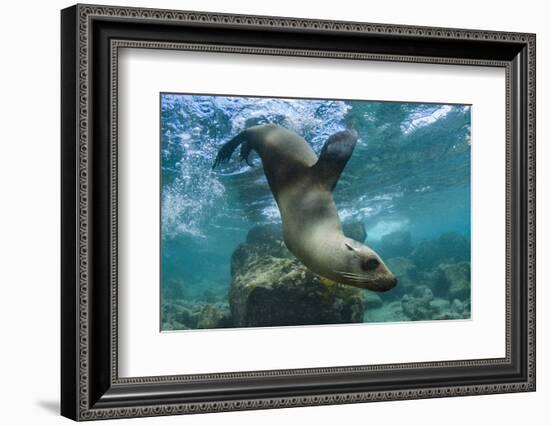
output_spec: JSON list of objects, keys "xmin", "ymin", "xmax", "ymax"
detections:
[
  {"xmin": 212, "ymin": 131, "xmax": 249, "ymax": 169},
  {"xmin": 311, "ymin": 129, "xmax": 358, "ymax": 190}
]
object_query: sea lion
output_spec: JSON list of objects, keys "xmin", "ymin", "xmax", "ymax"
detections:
[{"xmin": 213, "ymin": 124, "xmax": 397, "ymax": 292}]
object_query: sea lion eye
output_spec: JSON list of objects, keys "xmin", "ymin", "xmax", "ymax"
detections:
[{"xmin": 362, "ymin": 258, "xmax": 380, "ymax": 271}]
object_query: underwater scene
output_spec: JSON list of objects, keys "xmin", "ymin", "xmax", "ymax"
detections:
[{"xmin": 160, "ymin": 93, "xmax": 471, "ymax": 331}]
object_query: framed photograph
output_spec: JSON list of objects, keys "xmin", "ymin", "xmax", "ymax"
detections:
[{"xmin": 61, "ymin": 4, "xmax": 536, "ymax": 421}]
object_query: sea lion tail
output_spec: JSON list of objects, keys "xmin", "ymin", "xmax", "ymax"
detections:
[{"xmin": 212, "ymin": 131, "xmax": 249, "ymax": 169}]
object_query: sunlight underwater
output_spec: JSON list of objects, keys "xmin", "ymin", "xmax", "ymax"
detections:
[{"xmin": 160, "ymin": 94, "xmax": 471, "ymax": 330}]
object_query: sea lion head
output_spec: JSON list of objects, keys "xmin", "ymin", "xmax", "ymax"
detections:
[{"xmin": 335, "ymin": 238, "xmax": 397, "ymax": 292}]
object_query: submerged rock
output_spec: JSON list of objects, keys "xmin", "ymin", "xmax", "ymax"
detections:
[
  {"xmin": 431, "ymin": 311, "xmax": 463, "ymax": 320},
  {"xmin": 445, "ymin": 262, "xmax": 471, "ymax": 300},
  {"xmin": 411, "ymin": 232, "xmax": 470, "ymax": 271},
  {"xmin": 401, "ymin": 285, "xmax": 435, "ymax": 321},
  {"xmin": 439, "ymin": 232, "xmax": 470, "ymax": 262},
  {"xmin": 451, "ymin": 298, "xmax": 464, "ymax": 314},
  {"xmin": 399, "ymin": 281, "xmax": 471, "ymax": 322},
  {"xmin": 161, "ymin": 299, "xmax": 232, "ymax": 330},
  {"xmin": 362, "ymin": 291, "xmax": 383, "ymax": 309},
  {"xmin": 432, "ymin": 297, "xmax": 470, "ymax": 320},
  {"xmin": 196, "ymin": 304, "xmax": 232, "ymax": 329},
  {"xmin": 162, "ymin": 279, "xmax": 189, "ymax": 301},
  {"xmin": 378, "ymin": 230, "xmax": 413, "ymax": 259},
  {"xmin": 231, "ymin": 240, "xmax": 292, "ymax": 277},
  {"xmin": 434, "ymin": 262, "xmax": 471, "ymax": 300},
  {"xmin": 363, "ymin": 300, "xmax": 408, "ymax": 323},
  {"xmin": 429, "ymin": 297, "xmax": 451, "ymax": 313},
  {"xmin": 229, "ymin": 245, "xmax": 364, "ymax": 327},
  {"xmin": 171, "ymin": 304, "xmax": 198, "ymax": 327},
  {"xmin": 202, "ymin": 289, "xmax": 220, "ymax": 303}
]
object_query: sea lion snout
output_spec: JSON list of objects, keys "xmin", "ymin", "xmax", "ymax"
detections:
[
  {"xmin": 375, "ymin": 275, "xmax": 398, "ymax": 292},
  {"xmin": 366, "ymin": 266, "xmax": 397, "ymax": 292},
  {"xmin": 371, "ymin": 257, "xmax": 397, "ymax": 292}
]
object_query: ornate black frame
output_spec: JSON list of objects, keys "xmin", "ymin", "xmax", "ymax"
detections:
[{"xmin": 61, "ymin": 3, "xmax": 536, "ymax": 421}]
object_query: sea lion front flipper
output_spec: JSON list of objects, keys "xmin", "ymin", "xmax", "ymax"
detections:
[{"xmin": 311, "ymin": 129, "xmax": 357, "ymax": 191}]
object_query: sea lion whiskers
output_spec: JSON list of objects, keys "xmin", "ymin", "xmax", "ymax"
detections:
[
  {"xmin": 336, "ymin": 271, "xmax": 393, "ymax": 292},
  {"xmin": 335, "ymin": 271, "xmax": 371, "ymax": 284}
]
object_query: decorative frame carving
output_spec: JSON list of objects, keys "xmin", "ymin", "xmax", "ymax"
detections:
[{"xmin": 61, "ymin": 4, "xmax": 535, "ymax": 421}]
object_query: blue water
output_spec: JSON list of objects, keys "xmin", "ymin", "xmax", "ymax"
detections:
[{"xmin": 160, "ymin": 93, "xmax": 471, "ymax": 330}]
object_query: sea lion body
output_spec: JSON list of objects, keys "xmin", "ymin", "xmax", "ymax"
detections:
[{"xmin": 213, "ymin": 124, "xmax": 396, "ymax": 292}]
